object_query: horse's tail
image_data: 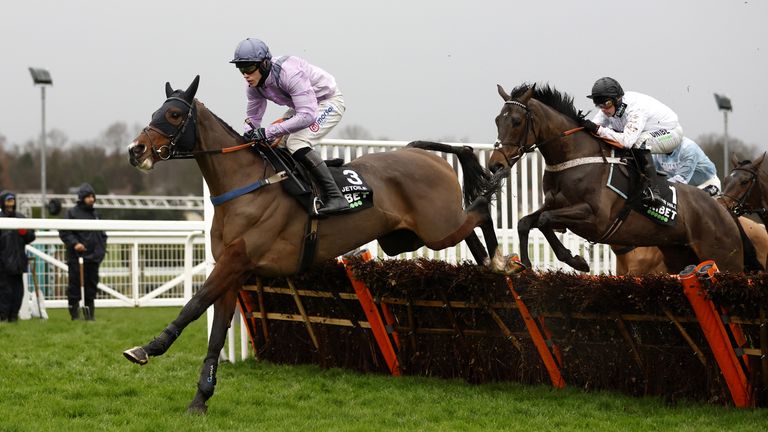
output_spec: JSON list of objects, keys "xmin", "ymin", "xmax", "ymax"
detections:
[{"xmin": 407, "ymin": 141, "xmax": 504, "ymax": 205}]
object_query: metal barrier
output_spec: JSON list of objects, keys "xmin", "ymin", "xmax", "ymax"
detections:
[{"xmin": 0, "ymin": 218, "xmax": 207, "ymax": 308}]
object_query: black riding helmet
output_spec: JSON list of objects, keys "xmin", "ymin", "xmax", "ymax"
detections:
[{"xmin": 587, "ymin": 77, "xmax": 624, "ymax": 105}]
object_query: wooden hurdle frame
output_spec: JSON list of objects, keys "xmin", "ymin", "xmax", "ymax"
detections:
[{"xmin": 235, "ymin": 254, "xmax": 766, "ymax": 406}]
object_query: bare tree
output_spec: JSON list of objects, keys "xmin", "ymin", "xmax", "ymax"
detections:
[{"xmin": 695, "ymin": 133, "xmax": 754, "ymax": 177}]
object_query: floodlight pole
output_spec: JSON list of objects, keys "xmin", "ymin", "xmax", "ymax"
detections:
[
  {"xmin": 40, "ymin": 85, "xmax": 47, "ymax": 218},
  {"xmin": 714, "ymin": 93, "xmax": 733, "ymax": 177},
  {"xmin": 29, "ymin": 67, "xmax": 52, "ymax": 218},
  {"xmin": 722, "ymin": 109, "xmax": 729, "ymax": 176}
]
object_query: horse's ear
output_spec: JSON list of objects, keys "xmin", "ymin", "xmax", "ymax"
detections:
[
  {"xmin": 183, "ymin": 75, "xmax": 200, "ymax": 102},
  {"xmin": 497, "ymin": 84, "xmax": 510, "ymax": 101},
  {"xmin": 731, "ymin": 153, "xmax": 740, "ymax": 168},
  {"xmin": 165, "ymin": 82, "xmax": 174, "ymax": 98},
  {"xmin": 754, "ymin": 152, "xmax": 766, "ymax": 169},
  {"xmin": 519, "ymin": 85, "xmax": 535, "ymax": 104}
]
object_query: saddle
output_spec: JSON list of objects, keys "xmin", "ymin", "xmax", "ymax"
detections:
[
  {"xmin": 606, "ymin": 148, "xmax": 678, "ymax": 226},
  {"xmin": 253, "ymin": 144, "xmax": 374, "ymax": 216}
]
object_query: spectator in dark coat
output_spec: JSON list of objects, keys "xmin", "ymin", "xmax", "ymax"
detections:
[
  {"xmin": 0, "ymin": 191, "xmax": 36, "ymax": 322},
  {"xmin": 58, "ymin": 183, "xmax": 107, "ymax": 320}
]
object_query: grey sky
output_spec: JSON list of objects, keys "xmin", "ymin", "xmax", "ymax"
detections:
[{"xmin": 2, "ymin": 0, "xmax": 765, "ymax": 152}]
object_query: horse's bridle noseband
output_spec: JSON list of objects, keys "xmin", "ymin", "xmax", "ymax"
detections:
[
  {"xmin": 142, "ymin": 96, "xmax": 198, "ymax": 161},
  {"xmin": 722, "ymin": 167, "xmax": 766, "ymax": 216},
  {"xmin": 493, "ymin": 99, "xmax": 538, "ymax": 167}
]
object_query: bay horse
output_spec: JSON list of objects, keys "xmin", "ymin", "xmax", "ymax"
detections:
[
  {"xmin": 613, "ymin": 216, "xmax": 767, "ymax": 275},
  {"xmin": 123, "ymin": 76, "xmax": 509, "ymax": 413},
  {"xmin": 721, "ymin": 153, "xmax": 768, "ymax": 229},
  {"xmin": 488, "ymin": 83, "xmax": 745, "ymax": 274}
]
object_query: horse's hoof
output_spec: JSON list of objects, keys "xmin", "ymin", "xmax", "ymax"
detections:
[
  {"xmin": 187, "ymin": 402, "xmax": 208, "ymax": 415},
  {"xmin": 504, "ymin": 254, "xmax": 527, "ymax": 274},
  {"xmin": 123, "ymin": 346, "xmax": 149, "ymax": 365},
  {"xmin": 570, "ymin": 255, "xmax": 591, "ymax": 273}
]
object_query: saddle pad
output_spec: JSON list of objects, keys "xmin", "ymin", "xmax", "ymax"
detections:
[
  {"xmin": 606, "ymin": 153, "xmax": 678, "ymax": 226},
  {"xmin": 330, "ymin": 166, "xmax": 374, "ymax": 211}
]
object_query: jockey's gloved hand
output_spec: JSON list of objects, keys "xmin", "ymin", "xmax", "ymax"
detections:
[
  {"xmin": 703, "ymin": 185, "xmax": 720, "ymax": 197},
  {"xmin": 244, "ymin": 127, "xmax": 268, "ymax": 143},
  {"xmin": 580, "ymin": 119, "xmax": 599, "ymax": 134}
]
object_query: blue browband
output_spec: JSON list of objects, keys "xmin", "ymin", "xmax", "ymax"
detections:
[{"xmin": 209, "ymin": 172, "xmax": 287, "ymax": 206}]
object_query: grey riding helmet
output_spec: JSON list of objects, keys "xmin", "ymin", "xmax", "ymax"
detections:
[
  {"xmin": 230, "ymin": 38, "xmax": 272, "ymax": 64},
  {"xmin": 587, "ymin": 77, "xmax": 624, "ymax": 101}
]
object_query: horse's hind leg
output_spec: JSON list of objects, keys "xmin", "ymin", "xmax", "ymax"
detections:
[
  {"xmin": 426, "ymin": 197, "xmax": 490, "ymax": 250},
  {"xmin": 123, "ymin": 238, "xmax": 252, "ymax": 365},
  {"xmin": 464, "ymin": 232, "xmax": 489, "ymax": 265},
  {"xmin": 463, "ymin": 199, "xmax": 500, "ymax": 265},
  {"xmin": 187, "ymin": 288, "xmax": 239, "ymax": 414}
]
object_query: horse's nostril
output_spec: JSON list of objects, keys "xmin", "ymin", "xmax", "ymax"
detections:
[{"xmin": 132, "ymin": 144, "xmax": 146, "ymax": 156}]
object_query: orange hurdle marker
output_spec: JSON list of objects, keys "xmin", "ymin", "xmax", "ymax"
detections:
[
  {"xmin": 342, "ymin": 250, "xmax": 402, "ymax": 376},
  {"xmin": 679, "ymin": 261, "xmax": 751, "ymax": 407},
  {"xmin": 506, "ymin": 276, "xmax": 566, "ymax": 389}
]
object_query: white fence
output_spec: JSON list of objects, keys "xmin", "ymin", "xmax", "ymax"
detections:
[{"xmin": 317, "ymin": 139, "xmax": 615, "ymax": 273}]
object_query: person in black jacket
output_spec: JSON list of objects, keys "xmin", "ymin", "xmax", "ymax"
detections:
[
  {"xmin": 58, "ymin": 183, "xmax": 107, "ymax": 320},
  {"xmin": 0, "ymin": 191, "xmax": 36, "ymax": 322}
]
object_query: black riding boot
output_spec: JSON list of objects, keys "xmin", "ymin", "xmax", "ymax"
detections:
[
  {"xmin": 632, "ymin": 148, "xmax": 663, "ymax": 206},
  {"xmin": 295, "ymin": 148, "xmax": 350, "ymax": 215}
]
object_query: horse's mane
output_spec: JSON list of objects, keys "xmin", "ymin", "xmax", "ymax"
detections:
[
  {"xmin": 194, "ymin": 99, "xmax": 245, "ymax": 141},
  {"xmin": 510, "ymin": 83, "xmax": 581, "ymax": 121}
]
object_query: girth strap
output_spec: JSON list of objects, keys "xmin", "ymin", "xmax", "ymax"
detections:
[
  {"xmin": 210, "ymin": 171, "xmax": 287, "ymax": 206},
  {"xmin": 545, "ymin": 157, "xmax": 625, "ymax": 172}
]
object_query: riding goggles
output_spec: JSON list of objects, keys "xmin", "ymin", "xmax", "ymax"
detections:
[
  {"xmin": 594, "ymin": 98, "xmax": 614, "ymax": 109},
  {"xmin": 237, "ymin": 63, "xmax": 259, "ymax": 75}
]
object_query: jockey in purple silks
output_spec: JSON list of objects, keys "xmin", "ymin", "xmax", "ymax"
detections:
[{"xmin": 231, "ymin": 38, "xmax": 350, "ymax": 215}]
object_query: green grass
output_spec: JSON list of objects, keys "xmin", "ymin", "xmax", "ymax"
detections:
[{"xmin": 0, "ymin": 308, "xmax": 766, "ymax": 431}]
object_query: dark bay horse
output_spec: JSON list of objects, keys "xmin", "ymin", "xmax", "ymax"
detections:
[
  {"xmin": 123, "ymin": 76, "xmax": 508, "ymax": 413},
  {"xmin": 488, "ymin": 83, "xmax": 744, "ymax": 274},
  {"xmin": 721, "ymin": 153, "xmax": 768, "ymax": 228}
]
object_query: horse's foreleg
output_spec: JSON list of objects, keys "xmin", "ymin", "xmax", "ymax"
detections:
[
  {"xmin": 123, "ymin": 238, "xmax": 252, "ymax": 365},
  {"xmin": 529, "ymin": 203, "xmax": 595, "ymax": 272},
  {"xmin": 540, "ymin": 228, "xmax": 590, "ymax": 272},
  {"xmin": 517, "ymin": 210, "xmax": 542, "ymax": 269},
  {"xmin": 187, "ymin": 288, "xmax": 239, "ymax": 414}
]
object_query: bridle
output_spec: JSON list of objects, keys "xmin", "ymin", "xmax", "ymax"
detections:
[
  {"xmin": 492, "ymin": 98, "xmax": 584, "ymax": 168},
  {"xmin": 492, "ymin": 100, "xmax": 538, "ymax": 167},
  {"xmin": 141, "ymin": 96, "xmax": 199, "ymax": 160},
  {"xmin": 141, "ymin": 96, "xmax": 255, "ymax": 161},
  {"xmin": 722, "ymin": 166, "xmax": 767, "ymax": 216}
]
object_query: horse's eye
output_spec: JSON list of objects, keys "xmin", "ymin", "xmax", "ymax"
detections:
[
  {"xmin": 171, "ymin": 112, "xmax": 181, "ymax": 118},
  {"xmin": 741, "ymin": 180, "xmax": 750, "ymax": 185}
]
